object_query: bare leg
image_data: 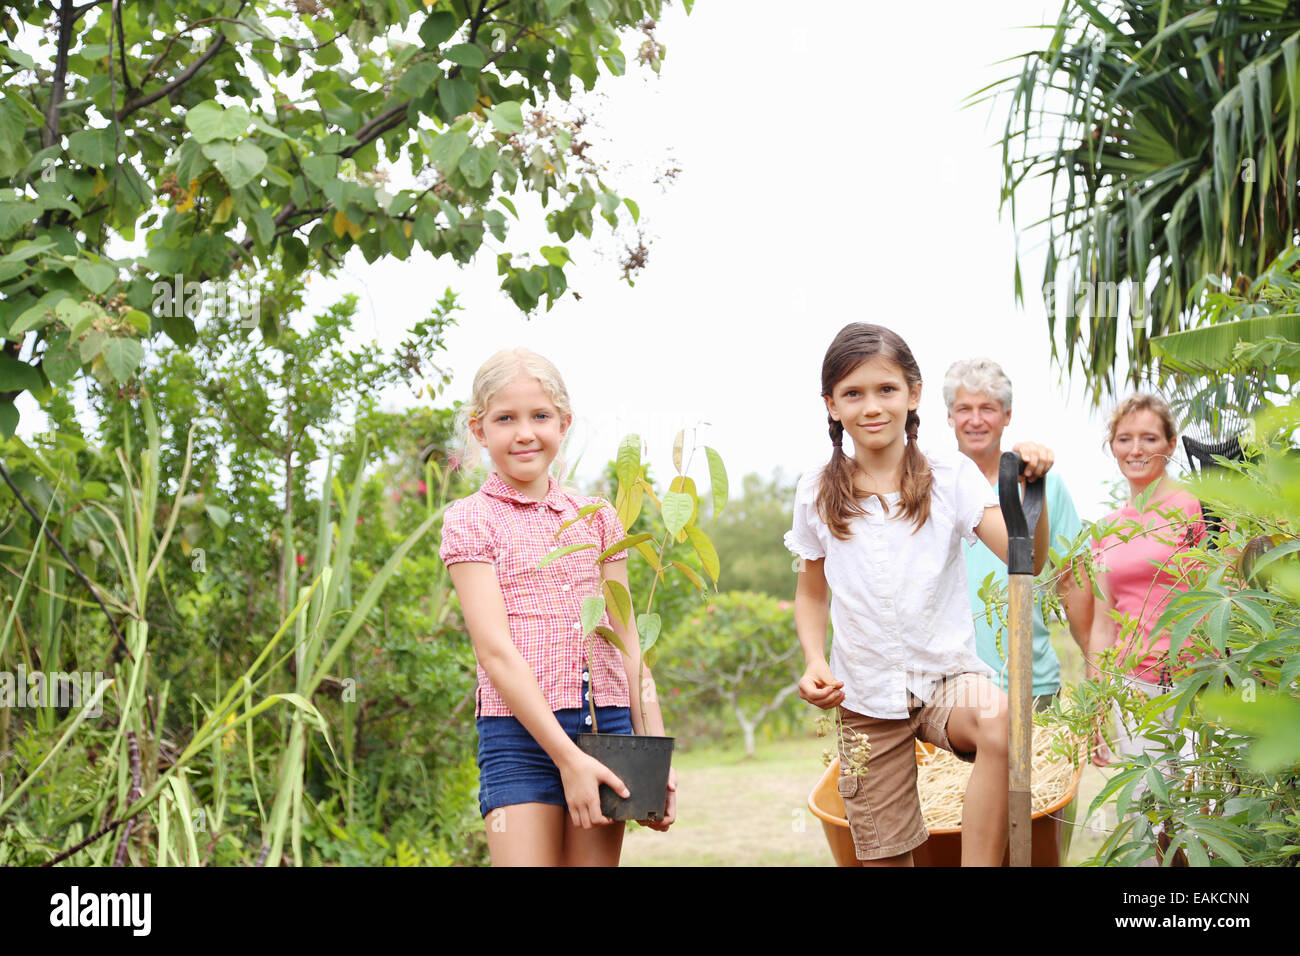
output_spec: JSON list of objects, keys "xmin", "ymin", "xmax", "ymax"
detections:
[
  {"xmin": 945, "ymin": 682, "xmax": 1009, "ymax": 867},
  {"xmin": 562, "ymin": 816, "xmax": 625, "ymax": 866},
  {"xmin": 860, "ymin": 851, "xmax": 914, "ymax": 867},
  {"xmin": 485, "ymin": 803, "xmax": 566, "ymax": 866}
]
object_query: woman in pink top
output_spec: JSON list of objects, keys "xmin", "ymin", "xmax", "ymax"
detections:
[{"xmin": 1088, "ymin": 393, "xmax": 1205, "ymax": 770}]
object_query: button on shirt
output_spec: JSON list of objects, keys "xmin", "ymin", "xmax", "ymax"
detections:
[
  {"xmin": 784, "ymin": 451, "xmax": 997, "ymax": 719},
  {"xmin": 439, "ymin": 473, "xmax": 631, "ymax": 717}
]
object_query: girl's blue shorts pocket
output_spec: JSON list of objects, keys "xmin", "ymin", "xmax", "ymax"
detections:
[{"xmin": 476, "ymin": 706, "xmax": 634, "ymax": 817}]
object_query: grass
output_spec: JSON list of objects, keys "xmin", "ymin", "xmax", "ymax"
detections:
[
  {"xmin": 622, "ymin": 734, "xmax": 835, "ymax": 867},
  {"xmin": 620, "ymin": 625, "xmax": 1119, "ymax": 867}
]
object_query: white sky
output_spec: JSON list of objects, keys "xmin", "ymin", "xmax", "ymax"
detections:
[
  {"xmin": 297, "ymin": 0, "xmax": 1139, "ymax": 520},
  {"xmin": 19, "ymin": 0, "xmax": 1161, "ymax": 520}
]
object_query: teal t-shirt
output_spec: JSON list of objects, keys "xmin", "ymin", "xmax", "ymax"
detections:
[{"xmin": 964, "ymin": 469, "xmax": 1081, "ymax": 696}]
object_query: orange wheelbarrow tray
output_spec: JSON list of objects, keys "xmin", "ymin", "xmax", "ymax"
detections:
[{"xmin": 807, "ymin": 742, "xmax": 1081, "ymax": 867}]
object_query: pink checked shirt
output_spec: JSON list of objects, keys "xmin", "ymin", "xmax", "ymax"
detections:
[{"xmin": 439, "ymin": 472, "xmax": 632, "ymax": 718}]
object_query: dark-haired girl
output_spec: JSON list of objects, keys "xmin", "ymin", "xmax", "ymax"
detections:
[{"xmin": 785, "ymin": 323, "xmax": 1054, "ymax": 866}]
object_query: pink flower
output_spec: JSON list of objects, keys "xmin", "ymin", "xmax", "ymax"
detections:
[
  {"xmin": 778, "ymin": 600, "xmax": 792, "ymax": 611},
  {"xmin": 296, "ymin": 553, "xmax": 305, "ymax": 567},
  {"xmin": 706, "ymin": 606, "xmax": 716, "ymax": 615},
  {"xmin": 417, "ymin": 480, "xmax": 427, "ymax": 495},
  {"xmin": 670, "ymin": 687, "xmax": 681, "ymax": 696},
  {"xmin": 391, "ymin": 491, "xmax": 402, "ymax": 502},
  {"xmin": 448, "ymin": 454, "xmax": 462, "ymax": 472}
]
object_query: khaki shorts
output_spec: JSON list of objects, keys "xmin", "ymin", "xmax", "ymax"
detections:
[{"xmin": 836, "ymin": 673, "xmax": 997, "ymax": 861}]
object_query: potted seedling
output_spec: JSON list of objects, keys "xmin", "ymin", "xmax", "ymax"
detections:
[{"xmin": 537, "ymin": 429, "xmax": 727, "ymax": 820}]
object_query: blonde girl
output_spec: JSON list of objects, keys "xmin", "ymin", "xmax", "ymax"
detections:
[
  {"xmin": 438, "ymin": 348, "xmax": 675, "ymax": 866},
  {"xmin": 786, "ymin": 323, "xmax": 1054, "ymax": 866}
]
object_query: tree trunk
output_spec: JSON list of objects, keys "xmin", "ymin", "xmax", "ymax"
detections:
[{"xmin": 727, "ymin": 683, "xmax": 801, "ymax": 758}]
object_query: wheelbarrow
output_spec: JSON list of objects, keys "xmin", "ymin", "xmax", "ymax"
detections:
[{"xmin": 807, "ymin": 743, "xmax": 1080, "ymax": 867}]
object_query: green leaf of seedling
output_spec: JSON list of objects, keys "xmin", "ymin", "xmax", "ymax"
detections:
[
  {"xmin": 597, "ymin": 532, "xmax": 653, "ymax": 563},
  {"xmin": 616, "ymin": 434, "xmax": 641, "ymax": 491},
  {"xmin": 705, "ymin": 446, "xmax": 728, "ymax": 516},
  {"xmin": 623, "ymin": 197, "xmax": 639, "ymax": 223},
  {"xmin": 205, "ymin": 504, "xmax": 231, "ymax": 528},
  {"xmin": 556, "ymin": 503, "xmax": 604, "ymax": 536},
  {"xmin": 602, "ymin": 579, "xmax": 632, "ymax": 627},
  {"xmin": 685, "ymin": 525, "xmax": 720, "ymax": 584},
  {"xmin": 633, "ymin": 540, "xmax": 659, "ymax": 569},
  {"xmin": 537, "ymin": 542, "xmax": 596, "ymax": 569},
  {"xmin": 615, "ymin": 480, "xmax": 644, "ymax": 533},
  {"xmin": 593, "ymin": 625, "xmax": 627, "ymax": 656},
  {"xmin": 671, "ymin": 560, "xmax": 704, "ymax": 591},
  {"xmin": 661, "ymin": 490, "xmax": 693, "ymax": 537},
  {"xmin": 636, "ymin": 612, "xmax": 661, "ymax": 655},
  {"xmin": 580, "ymin": 595, "xmax": 605, "ymax": 637}
]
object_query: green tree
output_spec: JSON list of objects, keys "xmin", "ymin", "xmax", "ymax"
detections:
[
  {"xmin": 710, "ymin": 470, "xmax": 797, "ymax": 599},
  {"xmin": 656, "ymin": 591, "xmax": 802, "ymax": 757},
  {"xmin": 0, "ymin": 0, "xmax": 687, "ymax": 433},
  {"xmin": 994, "ymin": 0, "xmax": 1300, "ymax": 400}
]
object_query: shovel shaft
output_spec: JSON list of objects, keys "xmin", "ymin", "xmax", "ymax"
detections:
[
  {"xmin": 1007, "ymin": 573, "xmax": 1034, "ymax": 867},
  {"xmin": 998, "ymin": 451, "xmax": 1044, "ymax": 868}
]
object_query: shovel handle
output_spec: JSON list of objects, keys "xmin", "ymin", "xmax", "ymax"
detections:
[
  {"xmin": 998, "ymin": 452, "xmax": 1045, "ymax": 575},
  {"xmin": 998, "ymin": 451, "xmax": 1044, "ymax": 867}
]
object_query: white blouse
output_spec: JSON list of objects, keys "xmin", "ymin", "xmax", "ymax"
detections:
[{"xmin": 784, "ymin": 450, "xmax": 998, "ymax": 719}]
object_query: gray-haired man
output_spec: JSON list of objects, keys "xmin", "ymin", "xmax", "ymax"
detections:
[{"xmin": 944, "ymin": 358, "xmax": 1092, "ymax": 710}]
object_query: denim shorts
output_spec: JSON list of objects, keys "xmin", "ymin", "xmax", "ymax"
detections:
[{"xmin": 476, "ymin": 682, "xmax": 633, "ymax": 817}]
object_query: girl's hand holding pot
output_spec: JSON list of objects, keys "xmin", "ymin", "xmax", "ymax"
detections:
[
  {"xmin": 637, "ymin": 767, "xmax": 677, "ymax": 831},
  {"xmin": 560, "ymin": 749, "xmax": 629, "ymax": 829}
]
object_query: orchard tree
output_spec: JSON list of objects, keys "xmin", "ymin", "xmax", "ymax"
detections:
[
  {"xmin": 657, "ymin": 591, "xmax": 802, "ymax": 758},
  {"xmin": 0, "ymin": 0, "xmax": 687, "ymax": 435}
]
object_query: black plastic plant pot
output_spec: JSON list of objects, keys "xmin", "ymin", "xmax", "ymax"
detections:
[{"xmin": 576, "ymin": 733, "xmax": 675, "ymax": 822}]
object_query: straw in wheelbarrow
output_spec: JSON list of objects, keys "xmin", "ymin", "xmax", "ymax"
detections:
[{"xmin": 917, "ymin": 725, "xmax": 1081, "ymax": 830}]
